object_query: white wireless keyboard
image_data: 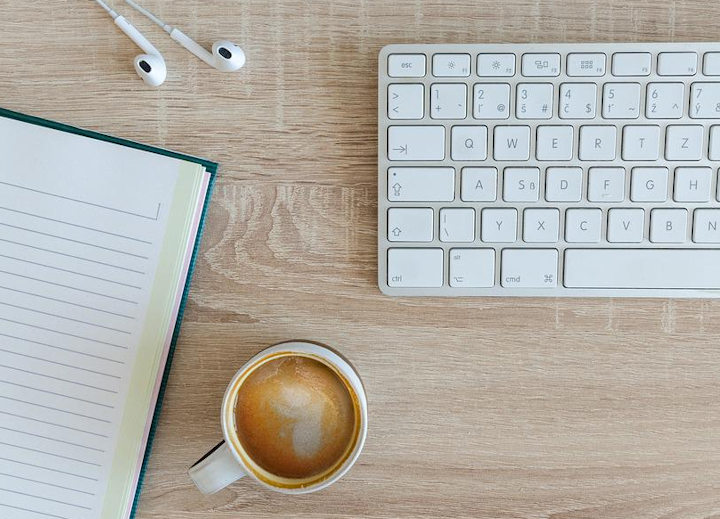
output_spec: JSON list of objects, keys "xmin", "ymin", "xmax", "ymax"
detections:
[{"xmin": 378, "ymin": 43, "xmax": 720, "ymax": 298}]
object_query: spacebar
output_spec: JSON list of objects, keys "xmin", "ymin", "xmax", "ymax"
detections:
[{"xmin": 564, "ymin": 249, "xmax": 720, "ymax": 289}]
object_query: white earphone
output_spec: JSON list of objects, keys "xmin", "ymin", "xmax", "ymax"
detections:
[
  {"xmin": 94, "ymin": 0, "xmax": 167, "ymax": 86},
  {"xmin": 124, "ymin": 0, "xmax": 246, "ymax": 72}
]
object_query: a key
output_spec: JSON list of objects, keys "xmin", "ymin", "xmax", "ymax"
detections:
[
  {"xmin": 501, "ymin": 248, "xmax": 558, "ymax": 288},
  {"xmin": 565, "ymin": 208, "xmax": 602, "ymax": 243},
  {"xmin": 612, "ymin": 52, "xmax": 651, "ymax": 76},
  {"xmin": 536, "ymin": 125, "xmax": 573, "ymax": 160},
  {"xmin": 579, "ymin": 125, "xmax": 617, "ymax": 161},
  {"xmin": 650, "ymin": 208, "xmax": 688, "ymax": 243},
  {"xmin": 481, "ymin": 208, "xmax": 517, "ymax": 242},
  {"xmin": 430, "ymin": 83, "xmax": 467, "ymax": 119},
  {"xmin": 388, "ymin": 126, "xmax": 445, "ymax": 161},
  {"xmin": 388, "ymin": 54, "xmax": 426, "ymax": 78},
  {"xmin": 657, "ymin": 52, "xmax": 698, "ymax": 76},
  {"xmin": 630, "ymin": 167, "xmax": 668, "ymax": 202},
  {"xmin": 665, "ymin": 125, "xmax": 703, "ymax": 160},
  {"xmin": 477, "ymin": 54, "xmax": 515, "ymax": 77},
  {"xmin": 545, "ymin": 167, "xmax": 582, "ymax": 202},
  {"xmin": 709, "ymin": 126, "xmax": 720, "ymax": 160},
  {"xmin": 516, "ymin": 83, "xmax": 554, "ymax": 119},
  {"xmin": 622, "ymin": 125, "xmax": 660, "ymax": 160},
  {"xmin": 388, "ymin": 84, "xmax": 424, "ymax": 119},
  {"xmin": 503, "ymin": 167, "xmax": 540, "ymax": 202},
  {"xmin": 473, "ymin": 83, "xmax": 510, "ymax": 119},
  {"xmin": 523, "ymin": 208, "xmax": 560, "ymax": 243},
  {"xmin": 451, "ymin": 126, "xmax": 487, "ymax": 161},
  {"xmin": 564, "ymin": 249, "xmax": 720, "ymax": 289},
  {"xmin": 693, "ymin": 209, "xmax": 720, "ymax": 243},
  {"xmin": 566, "ymin": 53, "xmax": 606, "ymax": 76},
  {"xmin": 690, "ymin": 82, "xmax": 720, "ymax": 118},
  {"xmin": 559, "ymin": 83, "xmax": 597, "ymax": 119},
  {"xmin": 703, "ymin": 53, "xmax": 720, "ymax": 76},
  {"xmin": 646, "ymin": 82, "xmax": 684, "ymax": 119},
  {"xmin": 449, "ymin": 248, "xmax": 496, "ymax": 287},
  {"xmin": 387, "ymin": 248, "xmax": 443, "ymax": 287},
  {"xmin": 387, "ymin": 208, "xmax": 434, "ymax": 242},
  {"xmin": 602, "ymin": 83, "xmax": 641, "ymax": 118},
  {"xmin": 521, "ymin": 53, "xmax": 560, "ymax": 76},
  {"xmin": 461, "ymin": 167, "xmax": 497, "ymax": 202},
  {"xmin": 433, "ymin": 53, "xmax": 471, "ymax": 77},
  {"xmin": 440, "ymin": 208, "xmax": 475, "ymax": 242},
  {"xmin": 588, "ymin": 167, "xmax": 625, "ymax": 202},
  {"xmin": 387, "ymin": 167, "xmax": 455, "ymax": 202},
  {"xmin": 607, "ymin": 208, "xmax": 644, "ymax": 243},
  {"xmin": 493, "ymin": 126, "xmax": 530, "ymax": 160},
  {"xmin": 674, "ymin": 167, "xmax": 712, "ymax": 202}
]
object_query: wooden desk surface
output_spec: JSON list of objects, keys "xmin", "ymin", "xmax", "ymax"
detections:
[{"xmin": 2, "ymin": 1, "xmax": 720, "ymax": 517}]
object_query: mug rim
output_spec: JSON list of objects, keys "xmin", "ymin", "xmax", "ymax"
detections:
[{"xmin": 220, "ymin": 340, "xmax": 368, "ymax": 494}]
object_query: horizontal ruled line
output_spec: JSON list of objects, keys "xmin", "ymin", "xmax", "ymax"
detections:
[
  {"xmin": 0, "ymin": 332, "xmax": 125, "ymax": 365},
  {"xmin": 0, "ymin": 236, "xmax": 145, "ymax": 274},
  {"xmin": 0, "ymin": 441, "xmax": 101, "ymax": 467},
  {"xmin": 0, "ymin": 426, "xmax": 105, "ymax": 453},
  {"xmin": 0, "ymin": 268, "xmax": 139, "ymax": 304},
  {"xmin": 0, "ymin": 410, "xmax": 108, "ymax": 438},
  {"xmin": 0, "ymin": 252, "xmax": 143, "ymax": 289},
  {"xmin": 0, "ymin": 284, "xmax": 135, "ymax": 319},
  {"xmin": 0, "ymin": 179, "xmax": 160, "ymax": 220},
  {"xmin": 0, "ymin": 382, "xmax": 114, "ymax": 411},
  {"xmin": 0, "ymin": 472, "xmax": 94, "ymax": 496},
  {"xmin": 0, "ymin": 487, "xmax": 92, "ymax": 510},
  {"xmin": 0, "ymin": 364, "xmax": 119, "ymax": 393},
  {"xmin": 0, "ymin": 346, "xmax": 120, "ymax": 378},
  {"xmin": 0, "ymin": 502, "xmax": 72, "ymax": 519},
  {"xmin": 0, "ymin": 205, "xmax": 153, "ymax": 244},
  {"xmin": 0, "ymin": 393, "xmax": 111, "ymax": 422},
  {"xmin": 0, "ymin": 315, "xmax": 128, "ymax": 349},
  {"xmin": 0, "ymin": 300, "xmax": 131, "ymax": 334}
]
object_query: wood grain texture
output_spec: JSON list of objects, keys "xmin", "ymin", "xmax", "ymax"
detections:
[{"xmin": 2, "ymin": 0, "xmax": 720, "ymax": 517}]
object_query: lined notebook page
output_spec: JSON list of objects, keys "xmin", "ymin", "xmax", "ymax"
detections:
[{"xmin": 0, "ymin": 117, "xmax": 208, "ymax": 519}]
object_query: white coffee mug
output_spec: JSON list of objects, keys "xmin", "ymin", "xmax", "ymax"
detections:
[{"xmin": 188, "ymin": 341, "xmax": 368, "ymax": 494}]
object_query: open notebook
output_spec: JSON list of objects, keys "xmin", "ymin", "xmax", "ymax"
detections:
[{"xmin": 0, "ymin": 109, "xmax": 217, "ymax": 519}]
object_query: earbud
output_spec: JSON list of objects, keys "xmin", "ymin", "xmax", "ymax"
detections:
[{"xmin": 125, "ymin": 0, "xmax": 246, "ymax": 72}]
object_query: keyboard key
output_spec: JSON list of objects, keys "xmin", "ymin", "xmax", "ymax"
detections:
[
  {"xmin": 657, "ymin": 52, "xmax": 698, "ymax": 76},
  {"xmin": 622, "ymin": 125, "xmax": 660, "ymax": 160},
  {"xmin": 440, "ymin": 208, "xmax": 475, "ymax": 242},
  {"xmin": 449, "ymin": 248, "xmax": 495, "ymax": 287},
  {"xmin": 461, "ymin": 167, "xmax": 497, "ymax": 201},
  {"xmin": 388, "ymin": 126, "xmax": 445, "ymax": 161},
  {"xmin": 481, "ymin": 208, "xmax": 517, "ymax": 242},
  {"xmin": 521, "ymin": 53, "xmax": 560, "ymax": 76},
  {"xmin": 388, "ymin": 84, "xmax": 424, "ymax": 119},
  {"xmin": 579, "ymin": 125, "xmax": 617, "ymax": 161},
  {"xmin": 503, "ymin": 167, "xmax": 540, "ymax": 202},
  {"xmin": 612, "ymin": 52, "xmax": 651, "ymax": 76},
  {"xmin": 674, "ymin": 167, "xmax": 712, "ymax": 202},
  {"xmin": 607, "ymin": 208, "xmax": 644, "ymax": 243},
  {"xmin": 690, "ymin": 82, "xmax": 720, "ymax": 118},
  {"xmin": 477, "ymin": 53, "xmax": 515, "ymax": 77},
  {"xmin": 602, "ymin": 83, "xmax": 641, "ymax": 118},
  {"xmin": 387, "ymin": 167, "xmax": 455, "ymax": 202},
  {"xmin": 473, "ymin": 83, "xmax": 510, "ymax": 119},
  {"xmin": 565, "ymin": 208, "xmax": 602, "ymax": 243},
  {"xmin": 516, "ymin": 83, "xmax": 553, "ymax": 119},
  {"xmin": 693, "ymin": 209, "xmax": 720, "ymax": 243},
  {"xmin": 564, "ymin": 249, "xmax": 720, "ymax": 289},
  {"xmin": 387, "ymin": 248, "xmax": 443, "ymax": 287},
  {"xmin": 501, "ymin": 249, "xmax": 558, "ymax": 288},
  {"xmin": 566, "ymin": 53, "xmax": 606, "ymax": 76},
  {"xmin": 630, "ymin": 167, "xmax": 668, "ymax": 202},
  {"xmin": 709, "ymin": 126, "xmax": 720, "ymax": 160},
  {"xmin": 493, "ymin": 126, "xmax": 530, "ymax": 160},
  {"xmin": 703, "ymin": 53, "xmax": 720, "ymax": 76},
  {"xmin": 451, "ymin": 126, "xmax": 488, "ymax": 160},
  {"xmin": 388, "ymin": 54, "xmax": 426, "ymax": 77},
  {"xmin": 559, "ymin": 83, "xmax": 597, "ymax": 119},
  {"xmin": 523, "ymin": 208, "xmax": 560, "ymax": 243},
  {"xmin": 545, "ymin": 167, "xmax": 582, "ymax": 202},
  {"xmin": 665, "ymin": 125, "xmax": 703, "ymax": 160},
  {"xmin": 430, "ymin": 83, "xmax": 467, "ymax": 119},
  {"xmin": 388, "ymin": 208, "xmax": 433, "ymax": 242},
  {"xmin": 432, "ymin": 53, "xmax": 471, "ymax": 77},
  {"xmin": 588, "ymin": 167, "xmax": 625, "ymax": 202},
  {"xmin": 646, "ymin": 82, "xmax": 684, "ymax": 119},
  {"xmin": 536, "ymin": 125, "xmax": 573, "ymax": 160},
  {"xmin": 650, "ymin": 208, "xmax": 688, "ymax": 243}
]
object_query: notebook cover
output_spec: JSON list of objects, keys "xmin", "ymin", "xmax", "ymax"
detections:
[{"xmin": 0, "ymin": 107, "xmax": 218, "ymax": 519}]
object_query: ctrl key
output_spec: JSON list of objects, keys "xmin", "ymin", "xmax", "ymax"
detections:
[
  {"xmin": 501, "ymin": 249, "xmax": 558, "ymax": 288},
  {"xmin": 387, "ymin": 248, "xmax": 443, "ymax": 288}
]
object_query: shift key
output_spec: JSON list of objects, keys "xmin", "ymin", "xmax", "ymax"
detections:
[{"xmin": 388, "ymin": 126, "xmax": 445, "ymax": 160}]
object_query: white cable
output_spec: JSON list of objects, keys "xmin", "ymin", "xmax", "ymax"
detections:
[
  {"xmin": 124, "ymin": 0, "xmax": 173, "ymax": 33},
  {"xmin": 94, "ymin": 0, "xmax": 118, "ymax": 19}
]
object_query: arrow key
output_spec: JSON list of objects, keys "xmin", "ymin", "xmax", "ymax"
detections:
[
  {"xmin": 388, "ymin": 83, "xmax": 424, "ymax": 119},
  {"xmin": 388, "ymin": 208, "xmax": 433, "ymax": 242}
]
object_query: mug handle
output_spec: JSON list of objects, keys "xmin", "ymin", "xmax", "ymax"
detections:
[{"xmin": 188, "ymin": 440, "xmax": 247, "ymax": 494}]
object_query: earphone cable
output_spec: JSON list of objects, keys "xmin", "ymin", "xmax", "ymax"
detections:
[
  {"xmin": 124, "ymin": 0, "xmax": 173, "ymax": 33},
  {"xmin": 94, "ymin": 0, "xmax": 118, "ymax": 18}
]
